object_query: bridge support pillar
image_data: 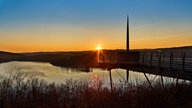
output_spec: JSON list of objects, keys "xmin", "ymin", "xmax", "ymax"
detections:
[
  {"xmin": 160, "ymin": 75, "xmax": 164, "ymax": 90},
  {"xmin": 126, "ymin": 69, "xmax": 129, "ymax": 82},
  {"xmin": 144, "ymin": 73, "xmax": 153, "ymax": 89},
  {"xmin": 109, "ymin": 69, "xmax": 113, "ymax": 91}
]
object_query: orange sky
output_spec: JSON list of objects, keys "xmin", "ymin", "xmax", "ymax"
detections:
[
  {"xmin": 0, "ymin": 0, "xmax": 192, "ymax": 52},
  {"xmin": 0, "ymin": 23, "xmax": 192, "ymax": 52}
]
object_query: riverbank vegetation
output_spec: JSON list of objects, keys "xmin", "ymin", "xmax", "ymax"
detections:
[{"xmin": 0, "ymin": 72, "xmax": 192, "ymax": 108}]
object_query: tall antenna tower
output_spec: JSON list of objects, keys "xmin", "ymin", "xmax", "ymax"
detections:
[{"xmin": 127, "ymin": 16, "xmax": 129, "ymax": 51}]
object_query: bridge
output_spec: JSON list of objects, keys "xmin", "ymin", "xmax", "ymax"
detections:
[
  {"xmin": 97, "ymin": 50, "xmax": 192, "ymax": 89},
  {"xmin": 98, "ymin": 50, "xmax": 192, "ymax": 80},
  {"xmin": 97, "ymin": 16, "xmax": 192, "ymax": 89}
]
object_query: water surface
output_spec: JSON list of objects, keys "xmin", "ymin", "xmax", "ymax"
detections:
[{"xmin": 0, "ymin": 61, "xmax": 179, "ymax": 86}]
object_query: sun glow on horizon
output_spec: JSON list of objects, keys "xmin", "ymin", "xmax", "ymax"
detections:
[{"xmin": 96, "ymin": 45, "xmax": 102, "ymax": 51}]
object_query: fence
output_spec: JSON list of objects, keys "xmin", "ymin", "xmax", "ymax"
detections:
[{"xmin": 139, "ymin": 51, "xmax": 192, "ymax": 72}]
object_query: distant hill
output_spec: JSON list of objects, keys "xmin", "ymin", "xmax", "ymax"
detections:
[
  {"xmin": 0, "ymin": 45, "xmax": 191, "ymax": 67},
  {"xmin": 0, "ymin": 51, "xmax": 21, "ymax": 55},
  {"xmin": 134, "ymin": 45, "xmax": 192, "ymax": 51},
  {"xmin": 0, "ymin": 51, "xmax": 26, "ymax": 63},
  {"xmin": 0, "ymin": 50, "xmax": 98, "ymax": 67},
  {"xmin": 158, "ymin": 45, "xmax": 192, "ymax": 51}
]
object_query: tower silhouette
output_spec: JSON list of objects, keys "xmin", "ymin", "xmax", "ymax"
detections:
[{"xmin": 126, "ymin": 16, "xmax": 129, "ymax": 51}]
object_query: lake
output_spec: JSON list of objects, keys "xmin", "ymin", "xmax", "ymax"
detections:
[{"xmin": 0, "ymin": 61, "xmax": 180, "ymax": 86}]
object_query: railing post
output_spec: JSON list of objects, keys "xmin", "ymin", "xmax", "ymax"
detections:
[
  {"xmin": 110, "ymin": 54, "xmax": 112, "ymax": 64},
  {"xmin": 102, "ymin": 54, "xmax": 105, "ymax": 63},
  {"xmin": 150, "ymin": 52, "xmax": 153, "ymax": 67},
  {"xmin": 162, "ymin": 52, "xmax": 165, "ymax": 65},
  {"xmin": 182, "ymin": 52, "xmax": 186, "ymax": 72},
  {"xmin": 159, "ymin": 52, "xmax": 162, "ymax": 69},
  {"xmin": 143, "ymin": 52, "xmax": 145, "ymax": 65},
  {"xmin": 170, "ymin": 52, "xmax": 173, "ymax": 71}
]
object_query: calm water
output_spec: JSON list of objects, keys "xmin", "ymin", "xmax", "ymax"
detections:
[{"xmin": 0, "ymin": 61, "xmax": 179, "ymax": 86}]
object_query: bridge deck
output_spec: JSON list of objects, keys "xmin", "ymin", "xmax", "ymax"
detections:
[{"xmin": 98, "ymin": 50, "xmax": 192, "ymax": 80}]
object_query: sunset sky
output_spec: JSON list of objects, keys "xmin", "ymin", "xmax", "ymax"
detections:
[{"xmin": 0, "ymin": 0, "xmax": 192, "ymax": 52}]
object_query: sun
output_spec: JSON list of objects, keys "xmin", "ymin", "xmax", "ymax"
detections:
[{"xmin": 96, "ymin": 45, "xmax": 102, "ymax": 50}]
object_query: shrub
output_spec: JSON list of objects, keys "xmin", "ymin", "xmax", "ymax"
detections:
[{"xmin": 0, "ymin": 72, "xmax": 192, "ymax": 108}]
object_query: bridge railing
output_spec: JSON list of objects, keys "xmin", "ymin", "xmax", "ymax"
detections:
[{"xmin": 139, "ymin": 51, "xmax": 192, "ymax": 72}]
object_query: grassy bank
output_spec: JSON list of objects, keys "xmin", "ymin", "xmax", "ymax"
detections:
[{"xmin": 0, "ymin": 73, "xmax": 192, "ymax": 108}]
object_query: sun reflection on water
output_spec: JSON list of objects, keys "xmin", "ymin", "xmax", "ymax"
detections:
[{"xmin": 88, "ymin": 74, "xmax": 102, "ymax": 89}]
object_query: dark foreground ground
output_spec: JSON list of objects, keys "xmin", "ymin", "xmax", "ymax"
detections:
[{"xmin": 0, "ymin": 73, "xmax": 192, "ymax": 108}]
